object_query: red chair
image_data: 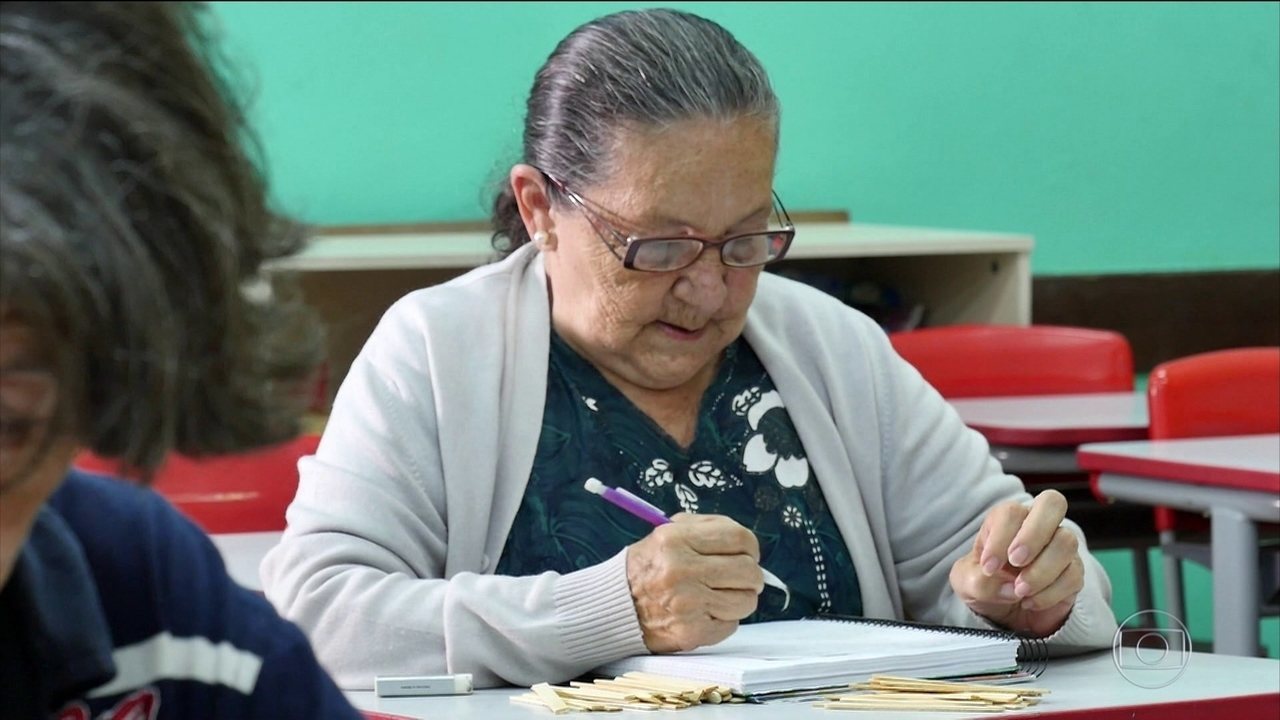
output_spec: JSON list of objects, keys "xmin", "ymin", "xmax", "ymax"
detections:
[
  {"xmin": 74, "ymin": 433, "xmax": 320, "ymax": 534},
  {"xmin": 888, "ymin": 324, "xmax": 1134, "ymax": 398},
  {"xmin": 1145, "ymin": 347, "xmax": 1280, "ymax": 629},
  {"xmin": 889, "ymin": 324, "xmax": 1154, "ymax": 611}
]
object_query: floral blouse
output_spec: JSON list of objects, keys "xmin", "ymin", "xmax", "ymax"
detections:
[{"xmin": 496, "ymin": 331, "xmax": 863, "ymax": 621}]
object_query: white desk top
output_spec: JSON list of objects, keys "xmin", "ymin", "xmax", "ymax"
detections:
[
  {"xmin": 347, "ymin": 650, "xmax": 1279, "ymax": 719},
  {"xmin": 949, "ymin": 392, "xmax": 1149, "ymax": 446},
  {"xmin": 1078, "ymin": 434, "xmax": 1280, "ymax": 493},
  {"xmin": 268, "ymin": 223, "xmax": 1033, "ymax": 272},
  {"xmin": 209, "ymin": 531, "xmax": 280, "ymax": 591}
]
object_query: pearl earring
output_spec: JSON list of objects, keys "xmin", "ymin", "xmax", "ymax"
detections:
[{"xmin": 532, "ymin": 231, "xmax": 548, "ymax": 248}]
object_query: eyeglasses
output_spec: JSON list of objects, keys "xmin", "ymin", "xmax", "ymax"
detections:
[{"xmin": 540, "ymin": 171, "xmax": 796, "ymax": 273}]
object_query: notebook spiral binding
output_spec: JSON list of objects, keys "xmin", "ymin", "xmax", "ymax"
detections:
[{"xmin": 814, "ymin": 614, "xmax": 1049, "ymax": 677}]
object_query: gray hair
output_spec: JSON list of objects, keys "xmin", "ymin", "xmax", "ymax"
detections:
[
  {"xmin": 492, "ymin": 8, "xmax": 780, "ymax": 253},
  {"xmin": 0, "ymin": 2, "xmax": 323, "ymax": 475}
]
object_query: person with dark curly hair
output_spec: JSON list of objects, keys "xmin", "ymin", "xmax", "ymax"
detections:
[{"xmin": 0, "ymin": 3, "xmax": 360, "ymax": 717}]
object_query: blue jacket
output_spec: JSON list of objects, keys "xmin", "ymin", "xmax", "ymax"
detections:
[{"xmin": 0, "ymin": 470, "xmax": 362, "ymax": 719}]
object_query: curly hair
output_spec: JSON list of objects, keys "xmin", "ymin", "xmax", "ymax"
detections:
[{"xmin": 0, "ymin": 2, "xmax": 323, "ymax": 474}]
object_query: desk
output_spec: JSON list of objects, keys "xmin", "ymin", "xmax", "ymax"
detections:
[
  {"xmin": 269, "ymin": 222, "xmax": 1033, "ymax": 404},
  {"xmin": 209, "ymin": 531, "xmax": 281, "ymax": 592},
  {"xmin": 347, "ymin": 650, "xmax": 1279, "ymax": 719},
  {"xmin": 950, "ymin": 392, "xmax": 1149, "ymax": 474},
  {"xmin": 1079, "ymin": 434, "xmax": 1280, "ymax": 657}
]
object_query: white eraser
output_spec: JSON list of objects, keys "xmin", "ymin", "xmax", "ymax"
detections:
[
  {"xmin": 374, "ymin": 673, "xmax": 474, "ymax": 697},
  {"xmin": 583, "ymin": 477, "xmax": 605, "ymax": 495}
]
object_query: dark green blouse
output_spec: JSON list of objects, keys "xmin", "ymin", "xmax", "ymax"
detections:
[{"xmin": 496, "ymin": 331, "xmax": 862, "ymax": 622}]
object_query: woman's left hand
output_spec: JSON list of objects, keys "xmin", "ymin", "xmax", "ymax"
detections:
[{"xmin": 948, "ymin": 489, "xmax": 1084, "ymax": 637}]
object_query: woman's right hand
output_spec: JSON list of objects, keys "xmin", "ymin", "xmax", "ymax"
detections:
[{"xmin": 626, "ymin": 513, "xmax": 764, "ymax": 653}]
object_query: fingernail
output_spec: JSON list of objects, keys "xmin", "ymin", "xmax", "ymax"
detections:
[
  {"xmin": 1014, "ymin": 581, "xmax": 1030, "ymax": 598},
  {"xmin": 982, "ymin": 557, "xmax": 1001, "ymax": 576},
  {"xmin": 1021, "ymin": 599, "xmax": 1036, "ymax": 610},
  {"xmin": 1008, "ymin": 545, "xmax": 1028, "ymax": 566},
  {"xmin": 998, "ymin": 583, "xmax": 1017, "ymax": 600}
]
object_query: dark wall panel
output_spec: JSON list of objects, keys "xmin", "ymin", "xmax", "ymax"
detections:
[{"xmin": 1033, "ymin": 270, "xmax": 1279, "ymax": 372}]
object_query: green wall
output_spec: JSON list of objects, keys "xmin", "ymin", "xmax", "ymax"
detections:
[{"xmin": 209, "ymin": 1, "xmax": 1279, "ymax": 277}]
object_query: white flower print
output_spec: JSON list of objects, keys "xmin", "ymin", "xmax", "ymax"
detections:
[
  {"xmin": 688, "ymin": 460, "xmax": 726, "ymax": 489},
  {"xmin": 745, "ymin": 389, "xmax": 784, "ymax": 428},
  {"xmin": 782, "ymin": 504, "xmax": 802, "ymax": 529},
  {"xmin": 582, "ymin": 396, "xmax": 598, "ymax": 412},
  {"xmin": 641, "ymin": 458, "xmax": 673, "ymax": 490},
  {"xmin": 674, "ymin": 483, "xmax": 699, "ymax": 513},
  {"xmin": 740, "ymin": 390, "xmax": 810, "ymax": 488},
  {"xmin": 731, "ymin": 387, "xmax": 763, "ymax": 417}
]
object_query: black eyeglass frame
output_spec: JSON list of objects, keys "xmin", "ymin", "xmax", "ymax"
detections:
[{"xmin": 539, "ymin": 170, "xmax": 797, "ymax": 272}]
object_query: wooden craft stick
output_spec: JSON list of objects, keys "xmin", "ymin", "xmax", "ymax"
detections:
[
  {"xmin": 830, "ymin": 696, "xmax": 994, "ymax": 706},
  {"xmin": 598, "ymin": 678, "xmax": 704, "ymax": 702},
  {"xmin": 819, "ymin": 696, "xmax": 1008, "ymax": 707},
  {"xmin": 561, "ymin": 697, "xmax": 622, "ymax": 712},
  {"xmin": 551, "ymin": 688, "xmax": 666, "ymax": 712},
  {"xmin": 607, "ymin": 677, "xmax": 705, "ymax": 697},
  {"xmin": 588, "ymin": 679, "xmax": 662, "ymax": 700},
  {"xmin": 865, "ymin": 675, "xmax": 1050, "ymax": 695},
  {"xmin": 561, "ymin": 685, "xmax": 646, "ymax": 702},
  {"xmin": 557, "ymin": 688, "xmax": 644, "ymax": 705},
  {"xmin": 821, "ymin": 681, "xmax": 1044, "ymax": 715},
  {"xmin": 853, "ymin": 682, "xmax": 1043, "ymax": 698},
  {"xmin": 621, "ymin": 672, "xmax": 717, "ymax": 691},
  {"xmin": 971, "ymin": 692, "xmax": 1025, "ymax": 704},
  {"xmin": 861, "ymin": 690, "xmax": 1023, "ymax": 703},
  {"xmin": 530, "ymin": 683, "xmax": 571, "ymax": 714},
  {"xmin": 522, "ymin": 671, "xmax": 742, "ymax": 713}
]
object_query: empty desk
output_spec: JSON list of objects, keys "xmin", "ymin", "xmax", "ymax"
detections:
[{"xmin": 1080, "ymin": 434, "xmax": 1280, "ymax": 657}]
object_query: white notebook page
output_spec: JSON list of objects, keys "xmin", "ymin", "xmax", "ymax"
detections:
[{"xmin": 593, "ymin": 618, "xmax": 1020, "ymax": 695}]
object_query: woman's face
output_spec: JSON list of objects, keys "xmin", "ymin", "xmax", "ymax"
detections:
[{"xmin": 541, "ymin": 117, "xmax": 778, "ymax": 395}]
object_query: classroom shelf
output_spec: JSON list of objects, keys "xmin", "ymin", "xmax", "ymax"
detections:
[{"xmin": 269, "ymin": 222, "xmax": 1034, "ymax": 405}]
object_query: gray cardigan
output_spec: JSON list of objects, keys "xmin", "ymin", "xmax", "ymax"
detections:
[{"xmin": 260, "ymin": 244, "xmax": 1117, "ymax": 690}]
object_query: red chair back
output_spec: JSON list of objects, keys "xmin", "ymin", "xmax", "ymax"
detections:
[
  {"xmin": 1147, "ymin": 347, "xmax": 1280, "ymax": 440},
  {"xmin": 1147, "ymin": 347, "xmax": 1280, "ymax": 532},
  {"xmin": 74, "ymin": 433, "xmax": 320, "ymax": 534},
  {"xmin": 888, "ymin": 324, "xmax": 1134, "ymax": 398}
]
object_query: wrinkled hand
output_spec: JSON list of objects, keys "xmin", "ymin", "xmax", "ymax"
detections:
[
  {"xmin": 949, "ymin": 490, "xmax": 1084, "ymax": 638},
  {"xmin": 627, "ymin": 513, "xmax": 764, "ymax": 653}
]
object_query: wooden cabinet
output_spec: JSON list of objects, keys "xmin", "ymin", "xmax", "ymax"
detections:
[{"xmin": 269, "ymin": 222, "xmax": 1032, "ymax": 406}]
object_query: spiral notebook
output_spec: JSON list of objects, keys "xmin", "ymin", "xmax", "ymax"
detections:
[{"xmin": 592, "ymin": 616, "xmax": 1046, "ymax": 696}]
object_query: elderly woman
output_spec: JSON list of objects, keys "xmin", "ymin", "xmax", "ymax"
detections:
[{"xmin": 262, "ymin": 8, "xmax": 1117, "ymax": 689}]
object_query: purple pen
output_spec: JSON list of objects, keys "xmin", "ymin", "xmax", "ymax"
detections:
[
  {"xmin": 583, "ymin": 477, "xmax": 792, "ymax": 609},
  {"xmin": 583, "ymin": 477, "xmax": 671, "ymax": 527}
]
